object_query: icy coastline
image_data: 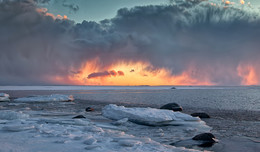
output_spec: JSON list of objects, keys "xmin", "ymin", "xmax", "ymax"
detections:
[
  {"xmin": 0, "ymin": 94, "xmax": 213, "ymax": 152},
  {"xmin": 0, "ymin": 109, "xmax": 206, "ymax": 152}
]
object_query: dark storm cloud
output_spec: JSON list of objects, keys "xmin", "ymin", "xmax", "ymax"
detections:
[
  {"xmin": 62, "ymin": 0, "xmax": 79, "ymax": 13},
  {"xmin": 117, "ymin": 71, "xmax": 124, "ymax": 76},
  {"xmin": 0, "ymin": 0, "xmax": 260, "ymax": 85},
  {"xmin": 87, "ymin": 70, "xmax": 124, "ymax": 79},
  {"xmin": 34, "ymin": 0, "xmax": 51, "ymax": 3}
]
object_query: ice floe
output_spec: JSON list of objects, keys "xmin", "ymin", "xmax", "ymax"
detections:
[
  {"xmin": 102, "ymin": 104, "xmax": 207, "ymax": 126},
  {"xmin": 0, "ymin": 93, "xmax": 10, "ymax": 102},
  {"xmin": 14, "ymin": 94, "xmax": 74, "ymax": 102}
]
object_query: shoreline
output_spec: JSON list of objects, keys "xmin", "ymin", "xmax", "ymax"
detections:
[
  {"xmin": 67, "ymin": 99, "xmax": 260, "ymax": 151},
  {"xmin": 1, "ymin": 90, "xmax": 260, "ymax": 151},
  {"xmin": 76, "ymin": 100, "xmax": 260, "ymax": 152}
]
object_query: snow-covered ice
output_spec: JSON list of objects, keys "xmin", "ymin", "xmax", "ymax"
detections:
[
  {"xmin": 0, "ymin": 93, "xmax": 213, "ymax": 152},
  {"xmin": 0, "ymin": 93, "xmax": 10, "ymax": 102},
  {"xmin": 102, "ymin": 104, "xmax": 208, "ymax": 127},
  {"xmin": 0, "ymin": 109, "xmax": 204, "ymax": 152},
  {"xmin": 14, "ymin": 94, "xmax": 74, "ymax": 102}
]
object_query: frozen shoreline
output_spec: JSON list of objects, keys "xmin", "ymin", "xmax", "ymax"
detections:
[
  {"xmin": 0, "ymin": 96, "xmax": 212, "ymax": 152},
  {"xmin": 0, "ymin": 90, "xmax": 259, "ymax": 152}
]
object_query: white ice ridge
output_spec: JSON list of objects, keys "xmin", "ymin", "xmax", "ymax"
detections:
[
  {"xmin": 102, "ymin": 104, "xmax": 209, "ymax": 127},
  {"xmin": 0, "ymin": 93, "xmax": 10, "ymax": 102},
  {"xmin": 14, "ymin": 94, "xmax": 74, "ymax": 102}
]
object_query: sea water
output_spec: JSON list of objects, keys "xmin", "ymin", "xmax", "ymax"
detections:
[{"xmin": 1, "ymin": 86, "xmax": 259, "ymax": 111}]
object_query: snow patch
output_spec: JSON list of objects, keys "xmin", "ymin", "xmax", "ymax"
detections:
[{"xmin": 14, "ymin": 94, "xmax": 74, "ymax": 102}]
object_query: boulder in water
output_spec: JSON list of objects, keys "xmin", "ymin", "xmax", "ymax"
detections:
[
  {"xmin": 171, "ymin": 133, "xmax": 217, "ymax": 148},
  {"xmin": 192, "ymin": 133, "xmax": 217, "ymax": 147},
  {"xmin": 160, "ymin": 103, "xmax": 183, "ymax": 112},
  {"xmin": 86, "ymin": 107, "xmax": 94, "ymax": 112},
  {"xmin": 73, "ymin": 115, "xmax": 86, "ymax": 119}
]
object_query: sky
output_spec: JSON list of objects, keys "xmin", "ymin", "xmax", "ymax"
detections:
[
  {"xmin": 43, "ymin": 0, "xmax": 260, "ymax": 22},
  {"xmin": 43, "ymin": 0, "xmax": 169, "ymax": 22},
  {"xmin": 0, "ymin": 0, "xmax": 260, "ymax": 86}
]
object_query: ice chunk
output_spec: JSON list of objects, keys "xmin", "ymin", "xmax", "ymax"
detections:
[
  {"xmin": 0, "ymin": 110, "xmax": 29, "ymax": 120},
  {"xmin": 2, "ymin": 125, "xmax": 35, "ymax": 132},
  {"xmin": 102, "ymin": 104, "xmax": 204, "ymax": 126},
  {"xmin": 112, "ymin": 118, "xmax": 128, "ymax": 126},
  {"xmin": 0, "ymin": 93, "xmax": 10, "ymax": 102},
  {"xmin": 118, "ymin": 139, "xmax": 142, "ymax": 147},
  {"xmin": 14, "ymin": 94, "xmax": 74, "ymax": 102},
  {"xmin": 83, "ymin": 137, "xmax": 97, "ymax": 145}
]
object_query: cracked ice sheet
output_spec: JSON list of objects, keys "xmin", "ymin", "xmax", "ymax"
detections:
[{"xmin": 0, "ymin": 110, "xmax": 205, "ymax": 152}]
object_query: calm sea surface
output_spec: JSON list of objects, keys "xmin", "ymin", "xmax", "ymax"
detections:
[{"xmin": 1, "ymin": 86, "xmax": 260, "ymax": 111}]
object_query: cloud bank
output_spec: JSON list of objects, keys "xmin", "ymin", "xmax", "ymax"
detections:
[{"xmin": 0, "ymin": 0, "xmax": 260, "ymax": 85}]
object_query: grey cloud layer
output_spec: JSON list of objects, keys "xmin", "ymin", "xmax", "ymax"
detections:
[{"xmin": 0, "ymin": 0, "xmax": 260, "ymax": 85}]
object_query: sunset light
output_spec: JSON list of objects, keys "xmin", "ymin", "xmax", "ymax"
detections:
[{"xmin": 1, "ymin": 1, "xmax": 260, "ymax": 152}]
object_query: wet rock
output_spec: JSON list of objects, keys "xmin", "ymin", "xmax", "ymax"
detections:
[
  {"xmin": 86, "ymin": 107, "xmax": 94, "ymax": 112},
  {"xmin": 192, "ymin": 133, "xmax": 217, "ymax": 147},
  {"xmin": 160, "ymin": 103, "xmax": 183, "ymax": 111},
  {"xmin": 171, "ymin": 133, "xmax": 217, "ymax": 148},
  {"xmin": 171, "ymin": 87, "xmax": 176, "ymax": 89},
  {"xmin": 73, "ymin": 115, "xmax": 86, "ymax": 119},
  {"xmin": 191, "ymin": 113, "xmax": 210, "ymax": 118}
]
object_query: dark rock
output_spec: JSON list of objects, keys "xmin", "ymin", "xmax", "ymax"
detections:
[
  {"xmin": 85, "ymin": 107, "xmax": 94, "ymax": 112},
  {"xmin": 170, "ymin": 133, "xmax": 217, "ymax": 148},
  {"xmin": 191, "ymin": 113, "xmax": 210, "ymax": 118},
  {"xmin": 192, "ymin": 133, "xmax": 215, "ymax": 141},
  {"xmin": 160, "ymin": 103, "xmax": 183, "ymax": 111},
  {"xmin": 171, "ymin": 87, "xmax": 176, "ymax": 89},
  {"xmin": 192, "ymin": 133, "xmax": 217, "ymax": 147},
  {"xmin": 73, "ymin": 115, "xmax": 86, "ymax": 119}
]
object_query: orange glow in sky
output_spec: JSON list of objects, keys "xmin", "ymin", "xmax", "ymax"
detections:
[
  {"xmin": 237, "ymin": 64, "xmax": 259, "ymax": 85},
  {"xmin": 47, "ymin": 60, "xmax": 260, "ymax": 86},
  {"xmin": 48, "ymin": 59, "xmax": 213, "ymax": 86}
]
